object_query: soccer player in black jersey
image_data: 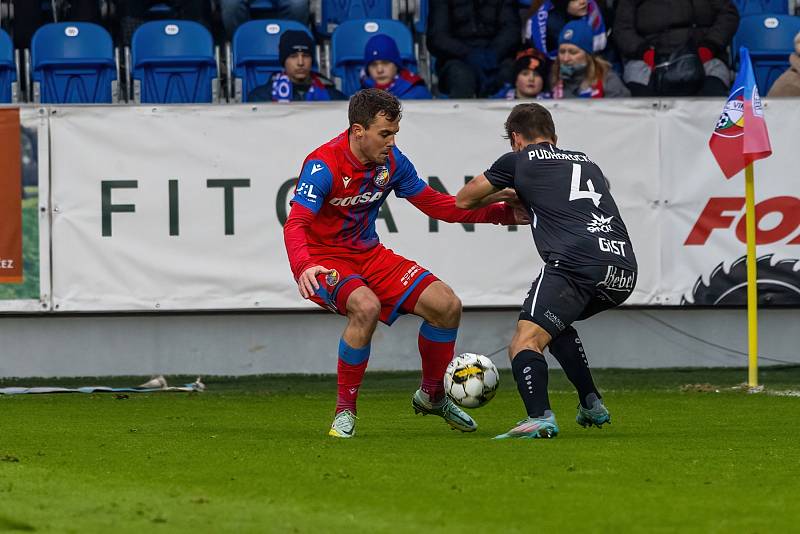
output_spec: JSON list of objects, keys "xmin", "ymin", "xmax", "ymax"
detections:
[{"xmin": 456, "ymin": 103, "xmax": 638, "ymax": 439}]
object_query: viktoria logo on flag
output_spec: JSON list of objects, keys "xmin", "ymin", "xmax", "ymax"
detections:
[{"xmin": 714, "ymin": 89, "xmax": 744, "ymax": 136}]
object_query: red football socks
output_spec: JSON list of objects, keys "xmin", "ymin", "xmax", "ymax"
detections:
[
  {"xmin": 418, "ymin": 322, "xmax": 458, "ymax": 403},
  {"xmin": 336, "ymin": 338, "xmax": 370, "ymax": 414}
]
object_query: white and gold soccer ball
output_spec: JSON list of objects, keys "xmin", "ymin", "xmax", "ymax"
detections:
[{"xmin": 444, "ymin": 353, "xmax": 499, "ymax": 409}]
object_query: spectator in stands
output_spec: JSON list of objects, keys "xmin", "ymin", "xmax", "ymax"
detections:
[
  {"xmin": 360, "ymin": 34, "xmax": 432, "ymax": 99},
  {"xmin": 119, "ymin": 1, "xmax": 213, "ymax": 46},
  {"xmin": 491, "ymin": 49, "xmax": 550, "ymax": 99},
  {"xmin": 248, "ymin": 30, "xmax": 346, "ymax": 102},
  {"xmin": 427, "ymin": 0, "xmax": 521, "ymax": 98},
  {"xmin": 550, "ymin": 21, "xmax": 629, "ymax": 98},
  {"xmin": 12, "ymin": 0, "xmax": 102, "ymax": 50},
  {"xmin": 613, "ymin": 0, "xmax": 739, "ymax": 97},
  {"xmin": 524, "ymin": 0, "xmax": 607, "ymax": 60},
  {"xmin": 767, "ymin": 31, "xmax": 800, "ymax": 97},
  {"xmin": 220, "ymin": 0, "xmax": 310, "ymax": 41}
]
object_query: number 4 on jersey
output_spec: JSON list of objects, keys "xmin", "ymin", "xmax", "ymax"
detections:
[{"xmin": 569, "ymin": 163, "xmax": 601, "ymax": 207}]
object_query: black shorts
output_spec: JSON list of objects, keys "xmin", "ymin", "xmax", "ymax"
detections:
[{"xmin": 520, "ymin": 262, "xmax": 637, "ymax": 339}]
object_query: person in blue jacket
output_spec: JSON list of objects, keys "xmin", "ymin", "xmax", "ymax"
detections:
[{"xmin": 360, "ymin": 34, "xmax": 432, "ymax": 99}]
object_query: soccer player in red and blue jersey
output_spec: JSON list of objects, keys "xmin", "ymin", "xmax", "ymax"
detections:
[{"xmin": 283, "ymin": 89, "xmax": 527, "ymax": 437}]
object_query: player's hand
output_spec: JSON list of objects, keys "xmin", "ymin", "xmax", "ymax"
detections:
[
  {"xmin": 493, "ymin": 188, "xmax": 520, "ymax": 204},
  {"xmin": 297, "ymin": 265, "xmax": 333, "ymax": 299},
  {"xmin": 511, "ymin": 205, "xmax": 531, "ymax": 225}
]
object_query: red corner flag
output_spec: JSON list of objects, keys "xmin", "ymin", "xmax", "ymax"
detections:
[{"xmin": 709, "ymin": 47, "xmax": 772, "ymax": 179}]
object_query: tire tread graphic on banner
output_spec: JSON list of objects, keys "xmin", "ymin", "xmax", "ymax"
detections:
[{"xmin": 683, "ymin": 254, "xmax": 800, "ymax": 306}]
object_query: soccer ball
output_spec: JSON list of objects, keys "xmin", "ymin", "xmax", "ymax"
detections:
[{"xmin": 444, "ymin": 353, "xmax": 499, "ymax": 409}]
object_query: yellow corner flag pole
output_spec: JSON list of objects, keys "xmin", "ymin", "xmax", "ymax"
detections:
[{"xmin": 744, "ymin": 163, "xmax": 758, "ymax": 388}]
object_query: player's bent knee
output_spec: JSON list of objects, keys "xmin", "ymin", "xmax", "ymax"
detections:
[
  {"xmin": 430, "ymin": 288, "xmax": 462, "ymax": 327},
  {"xmin": 440, "ymin": 291, "xmax": 462, "ymax": 325},
  {"xmin": 414, "ymin": 281, "xmax": 462, "ymax": 327},
  {"xmin": 509, "ymin": 321, "xmax": 551, "ymax": 358},
  {"xmin": 347, "ymin": 289, "xmax": 381, "ymax": 325}
]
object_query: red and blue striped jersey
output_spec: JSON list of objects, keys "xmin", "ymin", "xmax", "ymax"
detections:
[{"xmin": 291, "ymin": 130, "xmax": 426, "ymax": 255}]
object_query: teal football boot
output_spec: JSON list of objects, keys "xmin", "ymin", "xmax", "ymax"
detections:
[
  {"xmin": 493, "ymin": 413, "xmax": 559, "ymax": 439},
  {"xmin": 412, "ymin": 389, "xmax": 477, "ymax": 432},
  {"xmin": 576, "ymin": 397, "xmax": 611, "ymax": 428}
]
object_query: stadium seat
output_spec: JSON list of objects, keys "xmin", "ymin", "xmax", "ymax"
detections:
[
  {"xmin": 331, "ymin": 18, "xmax": 415, "ymax": 95},
  {"xmin": 731, "ymin": 0, "xmax": 789, "ymax": 15},
  {"xmin": 130, "ymin": 20, "xmax": 219, "ymax": 104},
  {"xmin": 30, "ymin": 22, "xmax": 117, "ymax": 104},
  {"xmin": 228, "ymin": 20, "xmax": 315, "ymax": 102},
  {"xmin": 734, "ymin": 14, "xmax": 800, "ymax": 94},
  {"xmin": 0, "ymin": 28, "xmax": 17, "ymax": 103},
  {"xmin": 312, "ymin": 0, "xmax": 400, "ymax": 36},
  {"xmin": 409, "ymin": 0, "xmax": 428, "ymax": 34}
]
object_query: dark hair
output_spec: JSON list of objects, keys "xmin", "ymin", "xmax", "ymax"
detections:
[
  {"xmin": 348, "ymin": 88, "xmax": 402, "ymax": 129},
  {"xmin": 504, "ymin": 103, "xmax": 556, "ymax": 143}
]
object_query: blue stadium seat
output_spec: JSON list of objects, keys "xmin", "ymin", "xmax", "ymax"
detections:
[
  {"xmin": 331, "ymin": 19, "xmax": 415, "ymax": 95},
  {"xmin": 230, "ymin": 20, "xmax": 314, "ymax": 102},
  {"xmin": 131, "ymin": 20, "xmax": 218, "ymax": 103},
  {"xmin": 30, "ymin": 22, "xmax": 117, "ymax": 104},
  {"xmin": 731, "ymin": 0, "xmax": 789, "ymax": 15},
  {"xmin": 410, "ymin": 0, "xmax": 428, "ymax": 34},
  {"xmin": 0, "ymin": 29, "xmax": 17, "ymax": 104},
  {"xmin": 735, "ymin": 14, "xmax": 800, "ymax": 94},
  {"xmin": 314, "ymin": 0, "xmax": 397, "ymax": 36}
]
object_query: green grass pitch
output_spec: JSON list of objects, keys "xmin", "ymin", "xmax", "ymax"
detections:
[{"xmin": 2, "ymin": 367, "xmax": 799, "ymax": 532}]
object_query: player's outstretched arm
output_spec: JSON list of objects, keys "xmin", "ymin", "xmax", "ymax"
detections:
[
  {"xmin": 455, "ymin": 174, "xmax": 504, "ymax": 209},
  {"xmin": 283, "ymin": 203, "xmax": 333, "ymax": 299},
  {"xmin": 407, "ymin": 184, "xmax": 526, "ymax": 226},
  {"xmin": 456, "ymin": 175, "xmax": 530, "ymax": 225}
]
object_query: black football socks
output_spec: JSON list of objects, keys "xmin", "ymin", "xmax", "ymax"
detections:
[
  {"xmin": 549, "ymin": 326, "xmax": 600, "ymax": 409},
  {"xmin": 511, "ymin": 350, "xmax": 551, "ymax": 418}
]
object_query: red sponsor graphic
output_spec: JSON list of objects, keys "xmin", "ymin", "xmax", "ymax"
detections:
[
  {"xmin": 0, "ymin": 108, "xmax": 22, "ymax": 283},
  {"xmin": 685, "ymin": 196, "xmax": 800, "ymax": 246}
]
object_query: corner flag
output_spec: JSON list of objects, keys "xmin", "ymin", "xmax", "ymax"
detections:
[
  {"xmin": 708, "ymin": 47, "xmax": 773, "ymax": 389},
  {"xmin": 708, "ymin": 47, "xmax": 772, "ymax": 179}
]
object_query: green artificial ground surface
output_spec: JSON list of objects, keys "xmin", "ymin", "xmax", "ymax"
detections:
[{"xmin": 1, "ymin": 367, "xmax": 799, "ymax": 533}]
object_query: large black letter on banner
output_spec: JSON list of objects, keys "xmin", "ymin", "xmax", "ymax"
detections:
[
  {"xmin": 208, "ymin": 179, "xmax": 250, "ymax": 235},
  {"xmin": 101, "ymin": 180, "xmax": 137, "ymax": 237}
]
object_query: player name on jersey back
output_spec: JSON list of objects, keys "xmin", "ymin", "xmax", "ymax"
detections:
[{"xmin": 527, "ymin": 148, "xmax": 591, "ymax": 162}]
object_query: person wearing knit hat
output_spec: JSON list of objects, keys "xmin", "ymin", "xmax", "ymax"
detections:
[
  {"xmin": 279, "ymin": 30, "xmax": 315, "ymax": 70},
  {"xmin": 491, "ymin": 49, "xmax": 550, "ymax": 100},
  {"xmin": 767, "ymin": 31, "xmax": 800, "ymax": 97},
  {"xmin": 248, "ymin": 30, "xmax": 345, "ymax": 102},
  {"xmin": 559, "ymin": 19, "xmax": 594, "ymax": 55},
  {"xmin": 361, "ymin": 34, "xmax": 432, "ymax": 99},
  {"xmin": 550, "ymin": 20, "xmax": 629, "ymax": 99}
]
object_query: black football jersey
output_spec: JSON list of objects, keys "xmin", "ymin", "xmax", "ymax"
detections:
[{"xmin": 485, "ymin": 142, "xmax": 636, "ymax": 270}]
